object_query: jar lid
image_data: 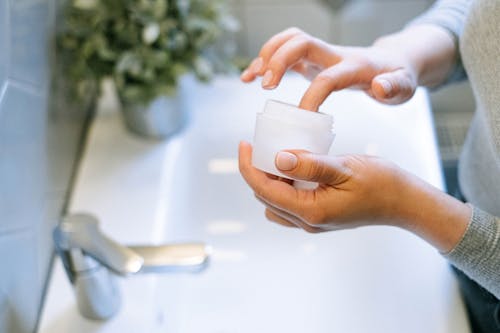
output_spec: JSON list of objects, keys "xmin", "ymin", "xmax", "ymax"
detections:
[{"xmin": 263, "ymin": 100, "xmax": 334, "ymax": 132}]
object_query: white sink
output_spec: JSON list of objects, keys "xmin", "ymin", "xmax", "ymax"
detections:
[{"xmin": 39, "ymin": 76, "xmax": 470, "ymax": 333}]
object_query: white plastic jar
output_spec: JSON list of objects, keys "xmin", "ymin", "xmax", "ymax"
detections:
[{"xmin": 252, "ymin": 100, "xmax": 335, "ymax": 189}]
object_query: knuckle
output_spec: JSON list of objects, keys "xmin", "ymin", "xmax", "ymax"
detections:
[
  {"xmin": 400, "ymin": 73, "xmax": 416, "ymax": 97},
  {"xmin": 267, "ymin": 36, "xmax": 312, "ymax": 73},
  {"xmin": 395, "ymin": 70, "xmax": 413, "ymax": 87},
  {"xmin": 401, "ymin": 69, "xmax": 416, "ymax": 83},
  {"xmin": 312, "ymin": 70, "xmax": 340, "ymax": 90},
  {"xmin": 305, "ymin": 156, "xmax": 328, "ymax": 182},
  {"xmin": 314, "ymin": 72, "xmax": 334, "ymax": 85},
  {"xmin": 339, "ymin": 156, "xmax": 356, "ymax": 175},
  {"xmin": 312, "ymin": 74, "xmax": 334, "ymax": 92},
  {"xmin": 267, "ymin": 59, "xmax": 287, "ymax": 74},
  {"xmin": 286, "ymin": 27, "xmax": 305, "ymax": 36},
  {"xmin": 290, "ymin": 34, "xmax": 312, "ymax": 47},
  {"xmin": 356, "ymin": 57, "xmax": 376, "ymax": 71}
]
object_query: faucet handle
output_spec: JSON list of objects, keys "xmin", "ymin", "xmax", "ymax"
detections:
[
  {"xmin": 53, "ymin": 214, "xmax": 211, "ymax": 320},
  {"xmin": 54, "ymin": 213, "xmax": 144, "ymax": 275}
]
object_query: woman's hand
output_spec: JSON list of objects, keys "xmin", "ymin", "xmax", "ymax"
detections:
[
  {"xmin": 238, "ymin": 26, "xmax": 466, "ymax": 251},
  {"xmin": 238, "ymin": 141, "xmax": 406, "ymax": 233},
  {"xmin": 238, "ymin": 141, "xmax": 471, "ymax": 253},
  {"xmin": 240, "ymin": 27, "xmax": 419, "ymax": 110}
]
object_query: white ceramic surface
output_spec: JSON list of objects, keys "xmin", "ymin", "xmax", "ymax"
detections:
[{"xmin": 38, "ymin": 75, "xmax": 470, "ymax": 333}]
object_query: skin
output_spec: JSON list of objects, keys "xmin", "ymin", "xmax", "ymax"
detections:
[
  {"xmin": 239, "ymin": 26, "xmax": 471, "ymax": 253},
  {"xmin": 241, "ymin": 25, "xmax": 457, "ymax": 110}
]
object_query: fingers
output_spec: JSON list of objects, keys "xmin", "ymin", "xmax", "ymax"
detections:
[
  {"xmin": 240, "ymin": 57, "xmax": 264, "ymax": 82},
  {"xmin": 275, "ymin": 150, "xmax": 353, "ymax": 185},
  {"xmin": 238, "ymin": 141, "xmax": 302, "ymax": 215},
  {"xmin": 262, "ymin": 35, "xmax": 338, "ymax": 89},
  {"xmin": 371, "ymin": 69, "xmax": 417, "ymax": 105},
  {"xmin": 299, "ymin": 61, "xmax": 370, "ymax": 111},
  {"xmin": 240, "ymin": 27, "xmax": 304, "ymax": 83},
  {"xmin": 241, "ymin": 28, "xmax": 340, "ymax": 90},
  {"xmin": 258, "ymin": 27, "xmax": 305, "ymax": 74},
  {"xmin": 265, "ymin": 209, "xmax": 298, "ymax": 228},
  {"xmin": 260, "ymin": 35, "xmax": 312, "ymax": 89},
  {"xmin": 257, "ymin": 194, "xmax": 302, "ymax": 227},
  {"xmin": 291, "ymin": 61, "xmax": 323, "ymax": 81},
  {"xmin": 242, "ymin": 28, "xmax": 417, "ymax": 109},
  {"xmin": 238, "ymin": 141, "xmax": 292, "ymax": 199},
  {"xmin": 265, "ymin": 208, "xmax": 322, "ymax": 234},
  {"xmin": 239, "ymin": 142, "xmax": 342, "ymax": 233},
  {"xmin": 259, "ymin": 196, "xmax": 322, "ymax": 233}
]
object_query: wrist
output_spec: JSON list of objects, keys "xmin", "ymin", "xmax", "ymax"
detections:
[
  {"xmin": 391, "ymin": 171, "xmax": 471, "ymax": 253},
  {"xmin": 371, "ymin": 32, "xmax": 423, "ymax": 87},
  {"xmin": 372, "ymin": 25, "xmax": 457, "ymax": 88}
]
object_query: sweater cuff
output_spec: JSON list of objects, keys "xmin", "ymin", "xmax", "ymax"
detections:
[{"xmin": 443, "ymin": 205, "xmax": 500, "ymax": 299}]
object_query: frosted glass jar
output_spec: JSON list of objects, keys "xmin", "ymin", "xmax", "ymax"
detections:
[{"xmin": 252, "ymin": 100, "xmax": 335, "ymax": 189}]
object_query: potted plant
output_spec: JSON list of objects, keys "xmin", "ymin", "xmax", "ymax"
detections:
[{"xmin": 57, "ymin": 0, "xmax": 239, "ymax": 139}]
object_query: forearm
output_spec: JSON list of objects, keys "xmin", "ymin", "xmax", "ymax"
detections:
[
  {"xmin": 387, "ymin": 170, "xmax": 500, "ymax": 298},
  {"xmin": 392, "ymin": 170, "xmax": 471, "ymax": 253},
  {"xmin": 372, "ymin": 24, "xmax": 457, "ymax": 88}
]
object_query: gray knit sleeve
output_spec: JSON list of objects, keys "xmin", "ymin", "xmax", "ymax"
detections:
[
  {"xmin": 407, "ymin": 0, "xmax": 473, "ymax": 84},
  {"xmin": 443, "ymin": 205, "xmax": 500, "ymax": 299}
]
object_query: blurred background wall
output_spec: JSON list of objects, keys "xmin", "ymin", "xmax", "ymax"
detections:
[{"xmin": 0, "ymin": 0, "xmax": 90, "ymax": 332}]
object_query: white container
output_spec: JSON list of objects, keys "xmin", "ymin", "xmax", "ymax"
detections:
[{"xmin": 252, "ymin": 100, "xmax": 335, "ymax": 189}]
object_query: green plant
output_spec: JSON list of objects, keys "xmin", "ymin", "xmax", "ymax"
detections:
[{"xmin": 58, "ymin": 0, "xmax": 239, "ymax": 105}]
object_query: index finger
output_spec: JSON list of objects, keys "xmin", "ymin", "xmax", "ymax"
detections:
[
  {"xmin": 241, "ymin": 28, "xmax": 304, "ymax": 83},
  {"xmin": 256, "ymin": 27, "xmax": 305, "ymax": 75},
  {"xmin": 299, "ymin": 61, "xmax": 368, "ymax": 111}
]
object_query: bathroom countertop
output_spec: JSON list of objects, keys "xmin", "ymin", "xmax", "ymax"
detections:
[{"xmin": 38, "ymin": 75, "xmax": 470, "ymax": 333}]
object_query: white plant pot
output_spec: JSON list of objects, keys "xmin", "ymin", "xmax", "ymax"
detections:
[
  {"xmin": 121, "ymin": 91, "xmax": 187, "ymax": 140},
  {"xmin": 117, "ymin": 73, "xmax": 196, "ymax": 140}
]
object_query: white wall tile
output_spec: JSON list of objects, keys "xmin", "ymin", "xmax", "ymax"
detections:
[
  {"xmin": 0, "ymin": 230, "xmax": 40, "ymax": 333},
  {"xmin": 227, "ymin": 1, "xmax": 249, "ymax": 57},
  {"xmin": 338, "ymin": 0, "xmax": 431, "ymax": 45},
  {"xmin": 0, "ymin": 0, "xmax": 8, "ymax": 89},
  {"xmin": 0, "ymin": 1, "xmax": 91, "ymax": 332},
  {"xmin": 242, "ymin": 2, "xmax": 335, "ymax": 57},
  {"xmin": 0, "ymin": 81, "xmax": 47, "ymax": 232},
  {"xmin": 37, "ymin": 195, "xmax": 63, "ymax": 290},
  {"xmin": 232, "ymin": 0, "xmax": 431, "ymax": 56},
  {"xmin": 9, "ymin": 0, "xmax": 50, "ymax": 88}
]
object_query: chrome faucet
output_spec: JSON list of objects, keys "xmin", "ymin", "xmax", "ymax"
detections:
[{"xmin": 53, "ymin": 213, "xmax": 210, "ymax": 320}]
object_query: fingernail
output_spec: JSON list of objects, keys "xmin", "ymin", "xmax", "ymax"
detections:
[
  {"xmin": 378, "ymin": 79, "xmax": 393, "ymax": 96},
  {"xmin": 240, "ymin": 69, "xmax": 250, "ymax": 80},
  {"xmin": 262, "ymin": 70, "xmax": 274, "ymax": 88},
  {"xmin": 276, "ymin": 152, "xmax": 298, "ymax": 171},
  {"xmin": 250, "ymin": 57, "xmax": 263, "ymax": 73}
]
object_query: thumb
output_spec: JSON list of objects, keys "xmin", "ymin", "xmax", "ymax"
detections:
[
  {"xmin": 275, "ymin": 150, "xmax": 352, "ymax": 185},
  {"xmin": 371, "ymin": 69, "xmax": 416, "ymax": 105}
]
